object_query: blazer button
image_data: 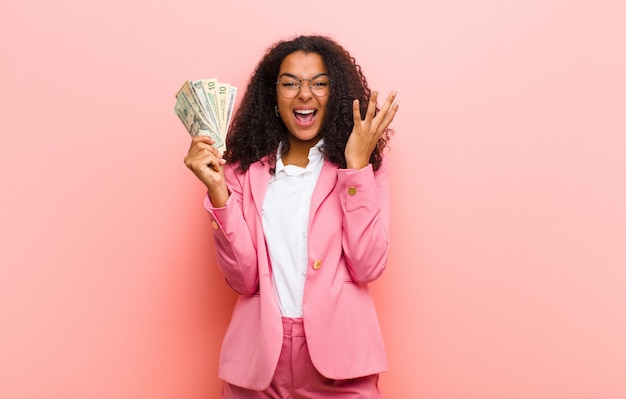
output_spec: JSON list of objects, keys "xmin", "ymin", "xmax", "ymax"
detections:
[
  {"xmin": 312, "ymin": 260, "xmax": 322, "ymax": 270},
  {"xmin": 211, "ymin": 220, "xmax": 219, "ymax": 230},
  {"xmin": 347, "ymin": 186, "xmax": 357, "ymax": 196}
]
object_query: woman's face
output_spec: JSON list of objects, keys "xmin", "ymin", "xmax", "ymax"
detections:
[{"xmin": 276, "ymin": 51, "xmax": 329, "ymax": 145}]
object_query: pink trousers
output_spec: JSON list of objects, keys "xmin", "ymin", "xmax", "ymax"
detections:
[{"xmin": 221, "ymin": 317, "xmax": 383, "ymax": 398}]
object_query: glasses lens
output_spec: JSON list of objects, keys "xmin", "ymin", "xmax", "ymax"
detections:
[
  {"xmin": 310, "ymin": 77, "xmax": 330, "ymax": 97},
  {"xmin": 277, "ymin": 76, "xmax": 331, "ymax": 98},
  {"xmin": 277, "ymin": 77, "xmax": 300, "ymax": 98}
]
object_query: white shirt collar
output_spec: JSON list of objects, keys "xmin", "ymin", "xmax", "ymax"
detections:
[{"xmin": 274, "ymin": 139, "xmax": 324, "ymax": 176}]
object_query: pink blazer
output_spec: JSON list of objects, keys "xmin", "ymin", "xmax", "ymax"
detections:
[{"xmin": 205, "ymin": 156, "xmax": 390, "ymax": 390}]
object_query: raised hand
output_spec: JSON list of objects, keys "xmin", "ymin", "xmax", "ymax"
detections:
[
  {"xmin": 184, "ymin": 136, "xmax": 229, "ymax": 207},
  {"xmin": 345, "ymin": 90, "xmax": 399, "ymax": 170}
]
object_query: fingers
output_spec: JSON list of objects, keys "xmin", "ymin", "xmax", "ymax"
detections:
[
  {"xmin": 354, "ymin": 90, "xmax": 398, "ymax": 125},
  {"xmin": 345, "ymin": 90, "xmax": 398, "ymax": 170},
  {"xmin": 377, "ymin": 91, "xmax": 399, "ymax": 130},
  {"xmin": 371, "ymin": 91, "xmax": 398, "ymax": 132},
  {"xmin": 187, "ymin": 135, "xmax": 222, "ymax": 158},
  {"xmin": 188, "ymin": 134, "xmax": 218, "ymax": 152},
  {"xmin": 353, "ymin": 91, "xmax": 381, "ymax": 124},
  {"xmin": 366, "ymin": 91, "xmax": 379, "ymax": 120},
  {"xmin": 379, "ymin": 90, "xmax": 398, "ymax": 115},
  {"xmin": 352, "ymin": 98, "xmax": 361, "ymax": 125},
  {"xmin": 185, "ymin": 148, "xmax": 225, "ymax": 172},
  {"xmin": 184, "ymin": 135, "xmax": 225, "ymax": 174}
]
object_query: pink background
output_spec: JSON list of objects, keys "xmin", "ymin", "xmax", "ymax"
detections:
[{"xmin": 1, "ymin": 0, "xmax": 625, "ymax": 397}]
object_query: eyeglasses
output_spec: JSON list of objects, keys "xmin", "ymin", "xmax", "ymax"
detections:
[{"xmin": 275, "ymin": 74, "xmax": 331, "ymax": 99}]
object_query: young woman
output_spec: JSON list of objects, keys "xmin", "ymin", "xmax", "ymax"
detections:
[{"xmin": 184, "ymin": 35, "xmax": 399, "ymax": 398}]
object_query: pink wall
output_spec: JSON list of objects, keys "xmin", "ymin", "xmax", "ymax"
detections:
[{"xmin": 1, "ymin": 0, "xmax": 625, "ymax": 398}]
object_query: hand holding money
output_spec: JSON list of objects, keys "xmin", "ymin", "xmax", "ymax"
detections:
[
  {"xmin": 184, "ymin": 135, "xmax": 229, "ymax": 207},
  {"xmin": 174, "ymin": 78, "xmax": 237, "ymax": 153}
]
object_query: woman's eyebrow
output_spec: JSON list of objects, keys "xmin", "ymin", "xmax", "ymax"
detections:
[{"xmin": 277, "ymin": 72, "xmax": 329, "ymax": 80}]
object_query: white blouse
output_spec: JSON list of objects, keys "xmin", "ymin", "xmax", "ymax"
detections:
[{"xmin": 262, "ymin": 140, "xmax": 324, "ymax": 317}]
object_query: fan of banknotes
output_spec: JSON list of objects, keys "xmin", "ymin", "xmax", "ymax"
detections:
[{"xmin": 174, "ymin": 79, "xmax": 237, "ymax": 152}]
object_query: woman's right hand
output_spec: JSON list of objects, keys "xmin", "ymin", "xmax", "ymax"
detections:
[{"xmin": 184, "ymin": 136, "xmax": 229, "ymax": 207}]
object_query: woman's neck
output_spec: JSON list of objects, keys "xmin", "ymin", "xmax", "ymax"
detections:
[{"xmin": 282, "ymin": 136, "xmax": 321, "ymax": 167}]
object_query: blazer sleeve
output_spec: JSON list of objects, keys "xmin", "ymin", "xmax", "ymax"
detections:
[
  {"xmin": 204, "ymin": 164, "xmax": 259, "ymax": 296},
  {"xmin": 337, "ymin": 157, "xmax": 391, "ymax": 283}
]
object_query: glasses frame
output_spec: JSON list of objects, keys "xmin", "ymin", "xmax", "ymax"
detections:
[{"xmin": 275, "ymin": 73, "xmax": 331, "ymax": 99}]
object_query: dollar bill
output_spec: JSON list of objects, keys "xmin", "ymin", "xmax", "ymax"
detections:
[
  {"xmin": 217, "ymin": 82, "xmax": 230, "ymax": 133},
  {"xmin": 202, "ymin": 78, "xmax": 220, "ymax": 131},
  {"xmin": 192, "ymin": 80, "xmax": 219, "ymax": 133},
  {"xmin": 224, "ymin": 85, "xmax": 237, "ymax": 134},
  {"xmin": 174, "ymin": 78, "xmax": 237, "ymax": 153},
  {"xmin": 174, "ymin": 87, "xmax": 225, "ymax": 151},
  {"xmin": 176, "ymin": 82, "xmax": 211, "ymax": 130}
]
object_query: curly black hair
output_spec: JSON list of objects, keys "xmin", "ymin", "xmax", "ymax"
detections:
[{"xmin": 225, "ymin": 35, "xmax": 390, "ymax": 173}]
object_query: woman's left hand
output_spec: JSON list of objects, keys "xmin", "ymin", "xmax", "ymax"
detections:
[{"xmin": 345, "ymin": 90, "xmax": 399, "ymax": 170}]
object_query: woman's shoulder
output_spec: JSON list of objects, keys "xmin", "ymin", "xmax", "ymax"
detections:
[
  {"xmin": 225, "ymin": 155, "xmax": 271, "ymax": 171},
  {"xmin": 224, "ymin": 156, "xmax": 273, "ymax": 179}
]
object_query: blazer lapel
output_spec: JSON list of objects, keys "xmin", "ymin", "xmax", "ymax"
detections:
[
  {"xmin": 247, "ymin": 157, "xmax": 336, "ymax": 230},
  {"xmin": 247, "ymin": 158, "xmax": 272, "ymax": 221},
  {"xmin": 309, "ymin": 160, "xmax": 337, "ymax": 220}
]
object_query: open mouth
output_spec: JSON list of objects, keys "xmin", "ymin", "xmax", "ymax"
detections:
[{"xmin": 294, "ymin": 109, "xmax": 316, "ymax": 125}]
